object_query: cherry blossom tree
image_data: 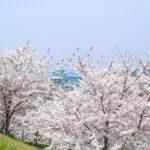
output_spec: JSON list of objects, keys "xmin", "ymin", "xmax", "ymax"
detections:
[
  {"xmin": 43, "ymin": 54, "xmax": 150, "ymax": 150},
  {"xmin": 4, "ymin": 46, "xmax": 150, "ymax": 150},
  {"xmin": 0, "ymin": 41, "xmax": 50, "ymax": 134}
]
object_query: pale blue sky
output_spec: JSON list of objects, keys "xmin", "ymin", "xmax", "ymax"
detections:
[{"xmin": 0, "ymin": 0, "xmax": 150, "ymax": 62}]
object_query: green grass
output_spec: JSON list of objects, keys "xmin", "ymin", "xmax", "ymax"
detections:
[
  {"xmin": 0, "ymin": 133, "xmax": 38, "ymax": 150},
  {"xmin": 20, "ymin": 140, "xmax": 48, "ymax": 149}
]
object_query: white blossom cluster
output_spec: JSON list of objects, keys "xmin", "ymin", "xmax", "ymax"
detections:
[
  {"xmin": 1, "ymin": 43, "xmax": 150, "ymax": 150},
  {"xmin": 44, "ymin": 56, "xmax": 150, "ymax": 150},
  {"xmin": 0, "ymin": 41, "xmax": 50, "ymax": 135}
]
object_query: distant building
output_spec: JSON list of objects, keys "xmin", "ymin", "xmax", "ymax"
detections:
[{"xmin": 48, "ymin": 65, "xmax": 80, "ymax": 87}]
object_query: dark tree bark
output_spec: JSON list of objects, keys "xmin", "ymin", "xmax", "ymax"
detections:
[
  {"xmin": 103, "ymin": 136, "xmax": 109, "ymax": 150},
  {"xmin": 103, "ymin": 121, "xmax": 109, "ymax": 150},
  {"xmin": 0, "ymin": 98, "xmax": 23, "ymax": 134}
]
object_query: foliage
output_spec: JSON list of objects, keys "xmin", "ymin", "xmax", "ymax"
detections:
[
  {"xmin": 33, "ymin": 131, "xmax": 42, "ymax": 146},
  {"xmin": 2, "ymin": 42, "xmax": 150, "ymax": 150},
  {"xmin": 45, "ymin": 53, "xmax": 150, "ymax": 150},
  {"xmin": 14, "ymin": 52, "xmax": 150, "ymax": 150},
  {"xmin": 0, "ymin": 41, "xmax": 50, "ymax": 134}
]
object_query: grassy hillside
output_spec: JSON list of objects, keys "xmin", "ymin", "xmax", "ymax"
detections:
[{"xmin": 0, "ymin": 133, "xmax": 38, "ymax": 150}]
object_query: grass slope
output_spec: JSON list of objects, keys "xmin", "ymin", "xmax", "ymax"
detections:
[{"xmin": 0, "ymin": 133, "xmax": 38, "ymax": 150}]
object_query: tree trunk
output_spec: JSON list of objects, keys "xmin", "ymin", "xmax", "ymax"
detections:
[
  {"xmin": 2, "ymin": 100, "xmax": 23, "ymax": 134},
  {"xmin": 103, "ymin": 136, "xmax": 109, "ymax": 150},
  {"xmin": 4, "ymin": 117, "xmax": 10, "ymax": 134},
  {"xmin": 3, "ymin": 106, "xmax": 11, "ymax": 134},
  {"xmin": 0, "ymin": 121, "xmax": 5, "ymax": 133},
  {"xmin": 0, "ymin": 118, "xmax": 11, "ymax": 134},
  {"xmin": 103, "ymin": 121, "xmax": 109, "ymax": 150}
]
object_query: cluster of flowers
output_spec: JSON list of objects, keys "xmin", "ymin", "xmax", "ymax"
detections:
[{"xmin": 1, "ymin": 42, "xmax": 150, "ymax": 150}]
